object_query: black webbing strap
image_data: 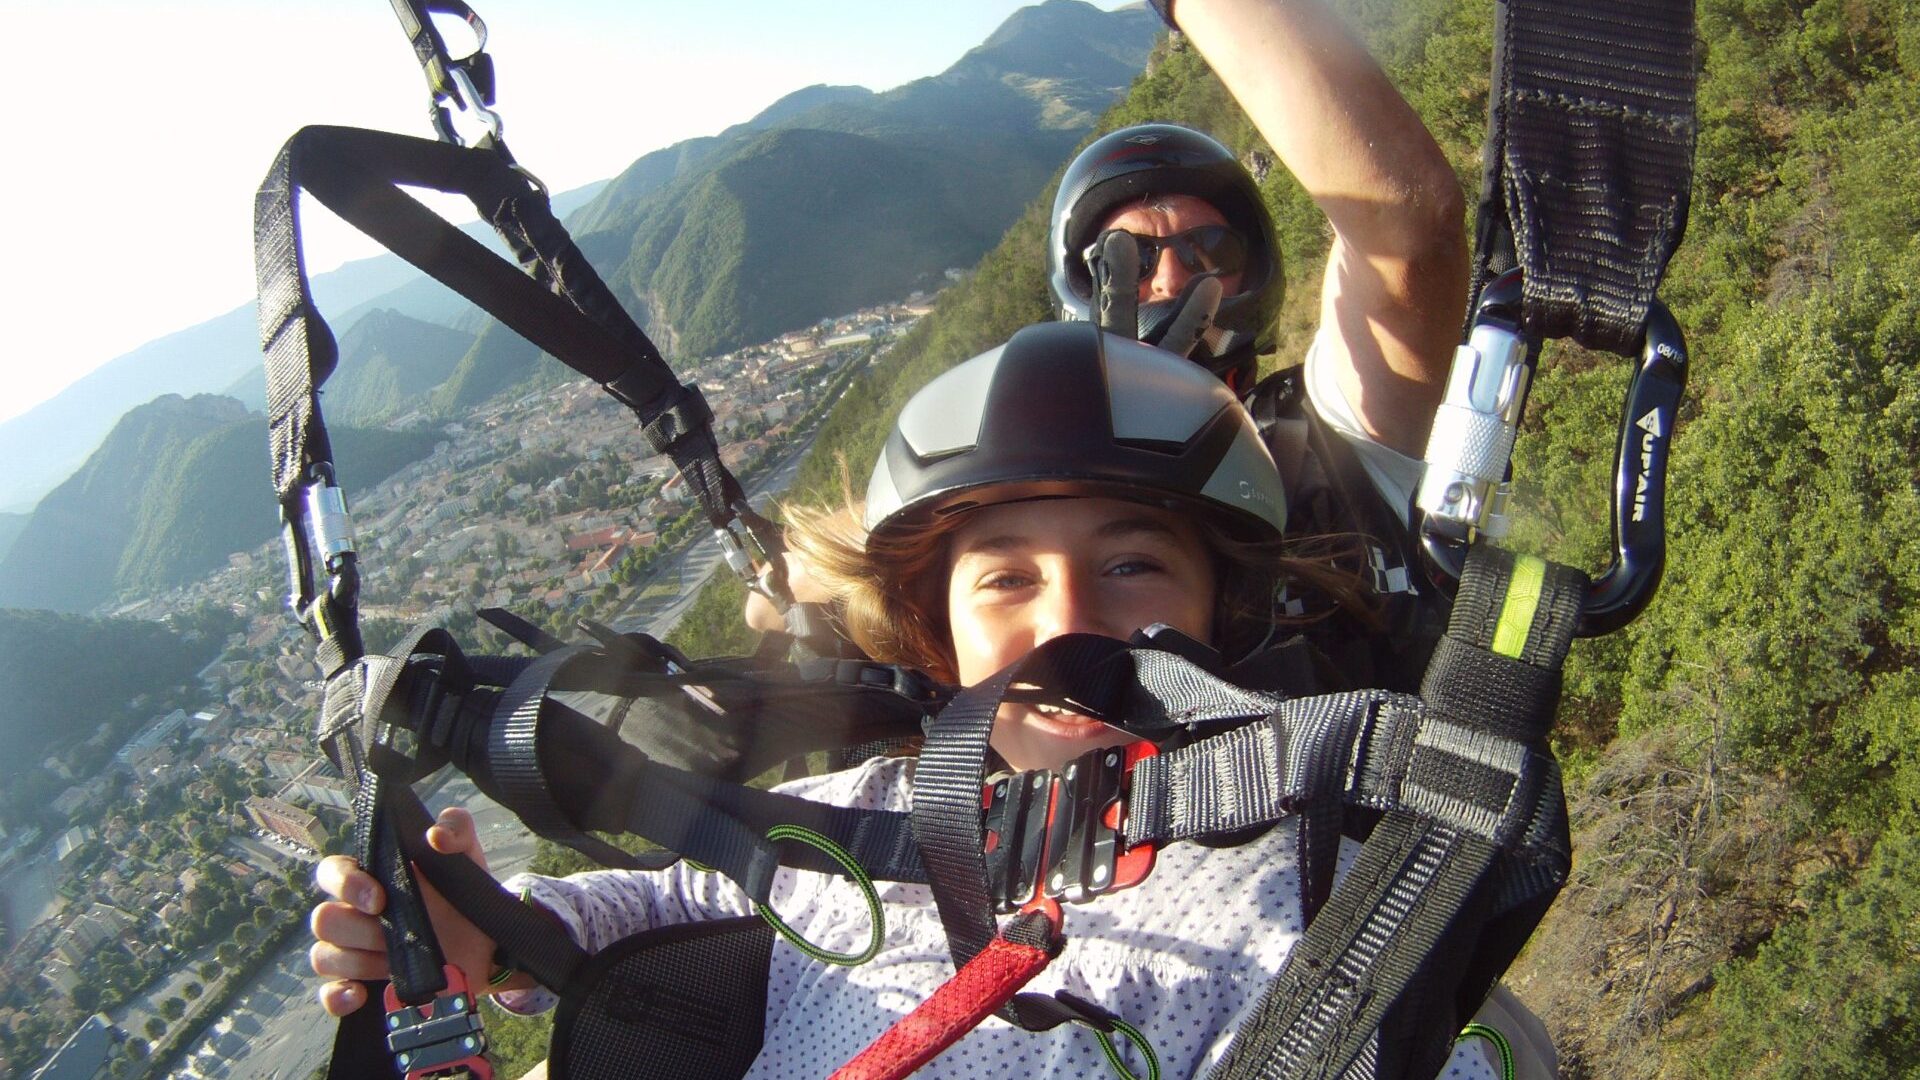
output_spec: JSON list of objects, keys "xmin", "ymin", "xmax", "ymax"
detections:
[
  {"xmin": 316, "ymin": 634, "xmax": 453, "ymax": 1012},
  {"xmin": 909, "ymin": 634, "xmax": 1289, "ymax": 1032},
  {"xmin": 1204, "ymin": 546, "xmax": 1584, "ymax": 1080},
  {"xmin": 255, "ymin": 125, "xmax": 747, "ymax": 525},
  {"xmin": 1470, "ymin": 0, "xmax": 1697, "ymax": 355}
]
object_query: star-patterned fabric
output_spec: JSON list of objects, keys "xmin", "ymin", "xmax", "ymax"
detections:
[{"xmin": 498, "ymin": 756, "xmax": 1498, "ymax": 1079}]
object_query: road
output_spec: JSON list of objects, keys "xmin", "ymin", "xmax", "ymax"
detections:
[{"xmin": 615, "ymin": 429, "xmax": 815, "ymax": 638}]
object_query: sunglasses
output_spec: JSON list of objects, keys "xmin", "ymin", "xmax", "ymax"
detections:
[{"xmin": 1086, "ymin": 225, "xmax": 1250, "ymax": 282}]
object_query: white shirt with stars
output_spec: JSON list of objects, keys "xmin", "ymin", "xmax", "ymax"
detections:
[{"xmin": 498, "ymin": 756, "xmax": 1500, "ymax": 1079}]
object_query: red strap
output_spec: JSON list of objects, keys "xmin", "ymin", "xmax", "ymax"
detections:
[{"xmin": 830, "ymin": 933, "xmax": 1055, "ymax": 1080}]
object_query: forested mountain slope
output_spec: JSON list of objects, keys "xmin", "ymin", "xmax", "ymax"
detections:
[
  {"xmin": 0, "ymin": 395, "xmax": 436, "ymax": 614},
  {"xmin": 693, "ymin": 2, "xmax": 1920, "ymax": 1075}
]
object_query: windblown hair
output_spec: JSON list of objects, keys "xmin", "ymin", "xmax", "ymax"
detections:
[{"xmin": 781, "ymin": 464, "xmax": 1378, "ymax": 685}]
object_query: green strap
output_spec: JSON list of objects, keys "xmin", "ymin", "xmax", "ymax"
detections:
[
  {"xmin": 1456, "ymin": 1021, "xmax": 1516, "ymax": 1080},
  {"xmin": 1092, "ymin": 1015, "xmax": 1161, "ymax": 1080},
  {"xmin": 753, "ymin": 824, "xmax": 885, "ymax": 966},
  {"xmin": 1491, "ymin": 554, "xmax": 1547, "ymax": 658}
]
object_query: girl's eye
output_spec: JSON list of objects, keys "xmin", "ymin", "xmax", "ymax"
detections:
[
  {"xmin": 979, "ymin": 571, "xmax": 1035, "ymax": 591},
  {"xmin": 1106, "ymin": 558, "xmax": 1162, "ymax": 578}
]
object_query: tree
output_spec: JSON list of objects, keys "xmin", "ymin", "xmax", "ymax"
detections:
[
  {"xmin": 145, "ymin": 1017, "xmax": 166, "ymax": 1041},
  {"xmin": 161, "ymin": 996, "xmax": 184, "ymax": 1021},
  {"xmin": 71, "ymin": 982, "xmax": 100, "ymax": 1013},
  {"xmin": 182, "ymin": 980, "xmax": 203, "ymax": 1001}
]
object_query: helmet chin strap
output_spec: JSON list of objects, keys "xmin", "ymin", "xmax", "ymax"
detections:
[{"xmin": 1088, "ymin": 228, "xmax": 1224, "ymax": 359}]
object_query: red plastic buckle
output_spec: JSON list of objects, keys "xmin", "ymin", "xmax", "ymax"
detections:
[
  {"xmin": 382, "ymin": 964, "xmax": 494, "ymax": 1080},
  {"xmin": 982, "ymin": 740, "xmax": 1158, "ymax": 913}
]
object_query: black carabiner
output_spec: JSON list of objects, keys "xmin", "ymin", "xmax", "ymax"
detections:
[
  {"xmin": 1579, "ymin": 301, "xmax": 1689, "ymax": 636},
  {"xmin": 1420, "ymin": 279, "xmax": 1690, "ymax": 637}
]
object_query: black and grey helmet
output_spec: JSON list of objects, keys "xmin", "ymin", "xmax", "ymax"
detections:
[
  {"xmin": 1048, "ymin": 123, "xmax": 1282, "ymax": 391},
  {"xmin": 864, "ymin": 322, "xmax": 1286, "ymax": 546}
]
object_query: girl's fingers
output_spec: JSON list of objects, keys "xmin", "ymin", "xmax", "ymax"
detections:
[
  {"xmin": 318, "ymin": 978, "xmax": 368, "ymax": 1018},
  {"xmin": 311, "ymin": 900, "xmax": 388, "ymax": 953},
  {"xmin": 309, "ymin": 940, "xmax": 391, "ymax": 983},
  {"xmin": 315, "ymin": 855, "xmax": 384, "ymax": 914},
  {"xmin": 426, "ymin": 806, "xmax": 489, "ymax": 872}
]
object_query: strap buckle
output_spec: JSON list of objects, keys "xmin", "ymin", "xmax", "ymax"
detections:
[
  {"xmin": 383, "ymin": 964, "xmax": 494, "ymax": 1079},
  {"xmin": 983, "ymin": 741, "xmax": 1159, "ymax": 914}
]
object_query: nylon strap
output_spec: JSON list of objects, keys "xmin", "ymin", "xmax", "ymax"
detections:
[
  {"xmin": 1470, "ymin": 0, "xmax": 1697, "ymax": 355},
  {"xmin": 1203, "ymin": 547, "xmax": 1585, "ymax": 1080}
]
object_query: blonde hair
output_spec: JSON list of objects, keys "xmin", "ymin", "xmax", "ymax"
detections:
[{"xmin": 780, "ymin": 465, "xmax": 1378, "ymax": 684}]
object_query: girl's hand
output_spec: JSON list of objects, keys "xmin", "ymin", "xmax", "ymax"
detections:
[{"xmin": 308, "ymin": 806, "xmax": 498, "ymax": 1016}]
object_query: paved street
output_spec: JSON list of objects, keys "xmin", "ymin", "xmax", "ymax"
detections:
[{"xmin": 616, "ymin": 429, "xmax": 814, "ymax": 637}]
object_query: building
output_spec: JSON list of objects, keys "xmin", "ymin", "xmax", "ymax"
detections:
[
  {"xmin": 243, "ymin": 795, "xmax": 323, "ymax": 851},
  {"xmin": 29, "ymin": 1014, "xmax": 116, "ymax": 1080}
]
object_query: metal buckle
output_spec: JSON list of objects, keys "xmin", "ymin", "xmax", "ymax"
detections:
[
  {"xmin": 983, "ymin": 741, "xmax": 1158, "ymax": 914},
  {"xmin": 383, "ymin": 964, "xmax": 494, "ymax": 1079}
]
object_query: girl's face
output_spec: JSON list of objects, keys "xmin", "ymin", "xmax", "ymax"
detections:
[{"xmin": 945, "ymin": 496, "xmax": 1216, "ymax": 771}]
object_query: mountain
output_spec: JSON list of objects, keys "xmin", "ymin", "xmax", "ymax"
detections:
[
  {"xmin": 0, "ymin": 513, "xmax": 24, "ymax": 564},
  {"xmin": 566, "ymin": 0, "xmax": 1161, "ymax": 361},
  {"xmin": 0, "ymin": 609, "xmax": 225, "ymax": 795},
  {"xmin": 225, "ymin": 308, "xmax": 478, "ymax": 423},
  {"xmin": 0, "ymin": 180, "xmax": 605, "ymax": 515},
  {"xmin": 0, "ymin": 1, "xmax": 1154, "ymax": 512},
  {"xmin": 0, "ymin": 394, "xmax": 437, "ymax": 614}
]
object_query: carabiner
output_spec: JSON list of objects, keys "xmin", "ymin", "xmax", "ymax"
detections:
[
  {"xmin": 1580, "ymin": 301, "xmax": 1688, "ymax": 636},
  {"xmin": 1419, "ymin": 274, "xmax": 1691, "ymax": 637},
  {"xmin": 1418, "ymin": 269, "xmax": 1531, "ymax": 539},
  {"xmin": 282, "ymin": 462, "xmax": 362, "ymax": 650},
  {"xmin": 389, "ymin": 0, "xmax": 503, "ymax": 147}
]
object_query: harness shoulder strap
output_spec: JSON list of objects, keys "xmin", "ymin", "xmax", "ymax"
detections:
[{"xmin": 1204, "ymin": 545, "xmax": 1584, "ymax": 1080}]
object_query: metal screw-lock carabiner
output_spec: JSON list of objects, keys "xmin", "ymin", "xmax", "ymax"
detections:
[
  {"xmin": 1418, "ymin": 272, "xmax": 1691, "ymax": 637},
  {"xmin": 1418, "ymin": 269, "xmax": 1531, "ymax": 543}
]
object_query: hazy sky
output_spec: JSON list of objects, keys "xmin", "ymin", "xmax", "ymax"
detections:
[{"xmin": 0, "ymin": 0, "xmax": 1135, "ymax": 424}]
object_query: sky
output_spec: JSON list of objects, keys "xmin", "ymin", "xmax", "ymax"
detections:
[{"xmin": 0, "ymin": 0, "xmax": 1134, "ymax": 425}]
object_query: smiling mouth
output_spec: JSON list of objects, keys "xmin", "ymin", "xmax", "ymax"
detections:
[{"xmin": 1028, "ymin": 702, "xmax": 1108, "ymax": 733}]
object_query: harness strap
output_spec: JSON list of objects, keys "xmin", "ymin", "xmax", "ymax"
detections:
[
  {"xmin": 1202, "ymin": 546, "xmax": 1584, "ymax": 1080},
  {"xmin": 1470, "ymin": 0, "xmax": 1697, "ymax": 355},
  {"xmin": 831, "ymin": 910, "xmax": 1061, "ymax": 1080}
]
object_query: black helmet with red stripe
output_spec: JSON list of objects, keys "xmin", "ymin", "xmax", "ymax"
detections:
[{"xmin": 1048, "ymin": 123, "xmax": 1282, "ymax": 392}]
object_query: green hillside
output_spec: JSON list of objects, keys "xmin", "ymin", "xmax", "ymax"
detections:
[
  {"xmin": 0, "ymin": 608, "xmax": 229, "ymax": 812},
  {"xmin": 679, "ymin": 2, "xmax": 1920, "ymax": 1074},
  {"xmin": 114, "ymin": 418, "xmax": 439, "ymax": 599},
  {"xmin": 574, "ymin": 0, "xmax": 1160, "ymax": 360},
  {"xmin": 0, "ymin": 394, "xmax": 248, "ymax": 612},
  {"xmin": 0, "ymin": 394, "xmax": 437, "ymax": 612}
]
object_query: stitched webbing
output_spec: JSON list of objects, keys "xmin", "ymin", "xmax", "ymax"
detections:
[
  {"xmin": 1476, "ymin": 0, "xmax": 1697, "ymax": 355},
  {"xmin": 1203, "ymin": 546, "xmax": 1585, "ymax": 1080}
]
